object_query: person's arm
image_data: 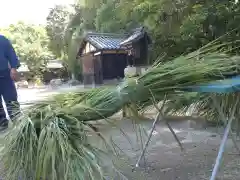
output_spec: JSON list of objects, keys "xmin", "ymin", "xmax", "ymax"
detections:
[
  {"xmin": 4, "ymin": 37, "xmax": 19, "ymax": 81},
  {"xmin": 5, "ymin": 38, "xmax": 19, "ymax": 69}
]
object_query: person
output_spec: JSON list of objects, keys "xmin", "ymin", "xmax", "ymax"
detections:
[{"xmin": 0, "ymin": 34, "xmax": 20, "ymax": 130}]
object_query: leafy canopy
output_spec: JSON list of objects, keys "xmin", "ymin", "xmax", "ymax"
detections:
[{"xmin": 0, "ymin": 22, "xmax": 55, "ymax": 75}]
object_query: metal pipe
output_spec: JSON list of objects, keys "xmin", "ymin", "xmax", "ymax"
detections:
[
  {"xmin": 210, "ymin": 116, "xmax": 233, "ymax": 180},
  {"xmin": 210, "ymin": 95, "xmax": 239, "ymax": 180}
]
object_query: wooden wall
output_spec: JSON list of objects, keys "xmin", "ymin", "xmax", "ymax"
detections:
[
  {"xmin": 80, "ymin": 50, "xmax": 128, "ymax": 85},
  {"xmin": 81, "ymin": 53, "xmax": 95, "ymax": 85}
]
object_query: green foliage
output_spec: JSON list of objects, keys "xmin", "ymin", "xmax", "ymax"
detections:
[
  {"xmin": 95, "ymin": 0, "xmax": 137, "ymax": 33},
  {"xmin": 2, "ymin": 93, "xmax": 108, "ymax": 180},
  {"xmin": 46, "ymin": 4, "xmax": 83, "ymax": 79},
  {"xmin": 179, "ymin": 1, "xmax": 240, "ymax": 52},
  {"xmin": 65, "ymin": 37, "xmax": 82, "ymax": 79},
  {"xmin": 0, "ymin": 22, "xmax": 54, "ymax": 76},
  {"xmin": 46, "ymin": 5, "xmax": 72, "ymax": 58},
  {"xmin": 45, "ymin": 0, "xmax": 240, "ymax": 76},
  {"xmin": 93, "ymin": 0, "xmax": 240, "ymax": 60}
]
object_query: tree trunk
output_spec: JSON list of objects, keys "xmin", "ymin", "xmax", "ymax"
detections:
[{"xmin": 71, "ymin": 73, "xmax": 75, "ymax": 80}]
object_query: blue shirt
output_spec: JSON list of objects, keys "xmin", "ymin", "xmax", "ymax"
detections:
[{"xmin": 0, "ymin": 35, "xmax": 19, "ymax": 71}]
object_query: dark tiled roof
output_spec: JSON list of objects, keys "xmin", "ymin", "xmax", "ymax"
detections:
[
  {"xmin": 85, "ymin": 33, "xmax": 128, "ymax": 50},
  {"xmin": 120, "ymin": 27, "xmax": 146, "ymax": 46}
]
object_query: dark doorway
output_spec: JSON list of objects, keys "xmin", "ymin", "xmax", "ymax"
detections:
[
  {"xmin": 93, "ymin": 55, "xmax": 103, "ymax": 84},
  {"xmin": 101, "ymin": 54, "xmax": 127, "ymax": 79}
]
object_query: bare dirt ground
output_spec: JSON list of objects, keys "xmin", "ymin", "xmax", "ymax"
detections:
[{"xmin": 97, "ymin": 119, "xmax": 240, "ymax": 180}]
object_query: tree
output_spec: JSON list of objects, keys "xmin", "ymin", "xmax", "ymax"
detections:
[
  {"xmin": 48, "ymin": 0, "xmax": 240, "ymax": 71},
  {"xmin": 46, "ymin": 4, "xmax": 83, "ymax": 80},
  {"xmin": 179, "ymin": 1, "xmax": 240, "ymax": 53},
  {"xmin": 48, "ymin": 0, "xmax": 106, "ymax": 80},
  {"xmin": 46, "ymin": 5, "xmax": 73, "ymax": 58},
  {"xmin": 95, "ymin": 0, "xmax": 138, "ymax": 33},
  {"xmin": 0, "ymin": 22, "xmax": 55, "ymax": 77}
]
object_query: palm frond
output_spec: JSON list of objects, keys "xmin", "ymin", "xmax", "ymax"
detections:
[{"xmin": 3, "ymin": 42, "xmax": 240, "ymax": 179}]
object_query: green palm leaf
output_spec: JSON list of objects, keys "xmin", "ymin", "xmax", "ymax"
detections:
[{"xmin": 3, "ymin": 41, "xmax": 240, "ymax": 179}]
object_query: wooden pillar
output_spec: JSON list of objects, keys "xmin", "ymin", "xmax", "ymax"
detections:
[
  {"xmin": 83, "ymin": 73, "xmax": 94, "ymax": 87},
  {"xmin": 93, "ymin": 55, "xmax": 103, "ymax": 85},
  {"xmin": 122, "ymin": 106, "xmax": 126, "ymax": 117}
]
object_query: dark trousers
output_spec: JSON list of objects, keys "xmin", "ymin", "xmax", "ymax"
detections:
[{"xmin": 0, "ymin": 70, "xmax": 19, "ymax": 124}]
